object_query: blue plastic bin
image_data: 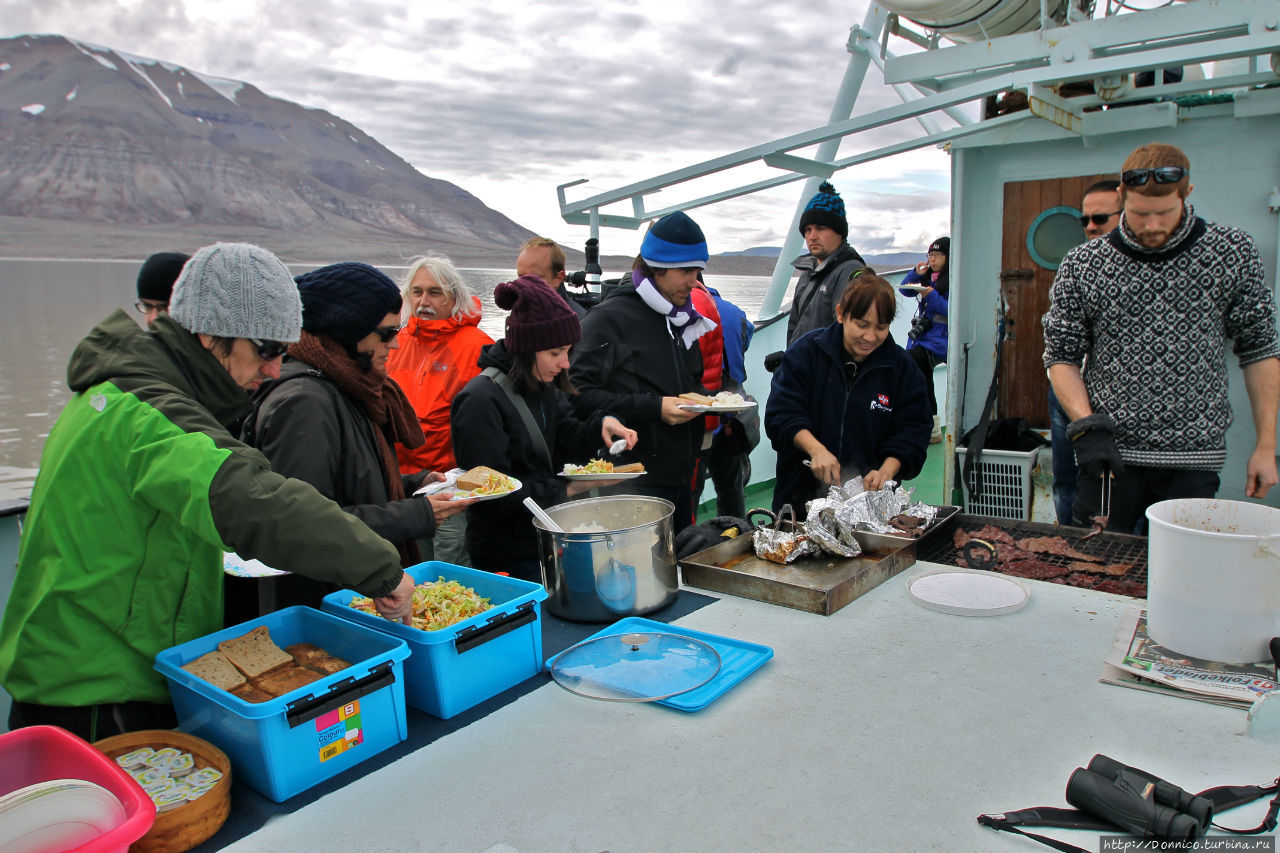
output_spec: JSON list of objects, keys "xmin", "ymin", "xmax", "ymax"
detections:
[
  {"xmin": 154, "ymin": 606, "xmax": 410, "ymax": 802},
  {"xmin": 321, "ymin": 562, "xmax": 548, "ymax": 719}
]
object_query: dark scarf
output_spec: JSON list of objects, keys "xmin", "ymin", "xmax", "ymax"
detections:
[{"xmin": 289, "ymin": 331, "xmax": 425, "ymax": 566}]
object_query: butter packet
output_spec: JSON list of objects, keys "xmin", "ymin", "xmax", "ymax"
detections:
[
  {"xmin": 116, "ymin": 747, "xmax": 155, "ymax": 770},
  {"xmin": 186, "ymin": 767, "xmax": 224, "ymax": 787},
  {"xmin": 154, "ymin": 784, "xmax": 193, "ymax": 812}
]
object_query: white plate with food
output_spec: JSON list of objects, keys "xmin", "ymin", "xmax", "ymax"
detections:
[
  {"xmin": 448, "ymin": 472, "xmax": 522, "ymax": 502},
  {"xmin": 898, "ymin": 283, "xmax": 931, "ymax": 292},
  {"xmin": 223, "ymin": 552, "xmax": 290, "ymax": 578},
  {"xmin": 678, "ymin": 402, "xmax": 757, "ymax": 414},
  {"xmin": 560, "ymin": 461, "xmax": 646, "ymax": 480}
]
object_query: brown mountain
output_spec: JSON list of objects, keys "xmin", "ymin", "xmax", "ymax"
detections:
[{"xmin": 0, "ymin": 34, "xmax": 537, "ymax": 265}]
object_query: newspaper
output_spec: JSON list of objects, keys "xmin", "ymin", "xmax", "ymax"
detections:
[{"xmin": 1101, "ymin": 604, "xmax": 1277, "ymax": 708}]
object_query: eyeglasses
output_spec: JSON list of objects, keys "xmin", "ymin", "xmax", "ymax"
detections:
[
  {"xmin": 1079, "ymin": 212, "xmax": 1121, "ymax": 227},
  {"xmin": 1121, "ymin": 166, "xmax": 1187, "ymax": 186},
  {"xmin": 248, "ymin": 338, "xmax": 289, "ymax": 360},
  {"xmin": 372, "ymin": 324, "xmax": 403, "ymax": 344},
  {"xmin": 134, "ymin": 300, "xmax": 167, "ymax": 315}
]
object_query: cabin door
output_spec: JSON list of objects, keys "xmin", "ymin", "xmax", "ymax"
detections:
[{"xmin": 998, "ymin": 174, "xmax": 1112, "ymax": 427}]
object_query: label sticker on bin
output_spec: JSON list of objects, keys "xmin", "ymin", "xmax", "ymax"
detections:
[{"xmin": 317, "ymin": 700, "xmax": 364, "ymax": 762}]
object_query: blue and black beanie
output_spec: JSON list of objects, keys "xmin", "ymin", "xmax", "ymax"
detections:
[
  {"xmin": 639, "ymin": 211, "xmax": 709, "ymax": 269},
  {"xmin": 798, "ymin": 181, "xmax": 848, "ymax": 240}
]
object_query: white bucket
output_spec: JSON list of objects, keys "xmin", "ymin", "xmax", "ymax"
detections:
[{"xmin": 1145, "ymin": 499, "xmax": 1280, "ymax": 664}]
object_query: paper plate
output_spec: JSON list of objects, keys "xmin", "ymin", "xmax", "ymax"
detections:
[
  {"xmin": 906, "ymin": 568, "xmax": 1029, "ymax": 616},
  {"xmin": 0, "ymin": 779, "xmax": 127, "ymax": 853},
  {"xmin": 898, "ymin": 283, "xmax": 930, "ymax": 292},
  {"xmin": 223, "ymin": 552, "xmax": 289, "ymax": 578}
]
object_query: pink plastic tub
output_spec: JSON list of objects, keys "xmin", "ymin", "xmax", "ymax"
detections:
[{"xmin": 0, "ymin": 725, "xmax": 156, "ymax": 852}]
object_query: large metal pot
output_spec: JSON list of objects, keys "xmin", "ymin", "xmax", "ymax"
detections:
[{"xmin": 534, "ymin": 495, "xmax": 678, "ymax": 622}]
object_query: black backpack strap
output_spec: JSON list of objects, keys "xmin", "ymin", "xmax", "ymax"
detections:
[{"xmin": 481, "ymin": 366, "xmax": 552, "ymax": 468}]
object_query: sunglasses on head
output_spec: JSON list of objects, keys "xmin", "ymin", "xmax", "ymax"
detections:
[
  {"xmin": 372, "ymin": 324, "xmax": 403, "ymax": 344},
  {"xmin": 1079, "ymin": 212, "xmax": 1121, "ymax": 227},
  {"xmin": 248, "ymin": 338, "xmax": 289, "ymax": 360},
  {"xmin": 1121, "ymin": 166, "xmax": 1187, "ymax": 186}
]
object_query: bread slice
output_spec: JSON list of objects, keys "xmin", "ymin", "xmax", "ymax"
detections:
[
  {"xmin": 613, "ymin": 462, "xmax": 646, "ymax": 474},
  {"xmin": 457, "ymin": 465, "xmax": 504, "ymax": 491},
  {"xmin": 307, "ymin": 654, "xmax": 351, "ymax": 675},
  {"xmin": 218, "ymin": 625, "xmax": 293, "ymax": 678},
  {"xmin": 284, "ymin": 642, "xmax": 325, "ymax": 667},
  {"xmin": 252, "ymin": 665, "xmax": 322, "ymax": 698},
  {"xmin": 182, "ymin": 651, "xmax": 247, "ymax": 692},
  {"xmin": 231, "ymin": 683, "xmax": 274, "ymax": 704},
  {"xmin": 679, "ymin": 392, "xmax": 715, "ymax": 405}
]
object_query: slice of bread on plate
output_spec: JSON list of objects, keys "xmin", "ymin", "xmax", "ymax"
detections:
[
  {"xmin": 218, "ymin": 625, "xmax": 293, "ymax": 678},
  {"xmin": 613, "ymin": 462, "xmax": 646, "ymax": 474},
  {"xmin": 678, "ymin": 392, "xmax": 715, "ymax": 406},
  {"xmin": 182, "ymin": 651, "xmax": 247, "ymax": 692},
  {"xmin": 457, "ymin": 465, "xmax": 505, "ymax": 491}
]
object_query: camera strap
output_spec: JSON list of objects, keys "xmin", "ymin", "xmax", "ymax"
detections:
[{"xmin": 978, "ymin": 777, "xmax": 1280, "ymax": 851}]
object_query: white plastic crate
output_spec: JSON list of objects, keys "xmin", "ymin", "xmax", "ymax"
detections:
[{"xmin": 956, "ymin": 446, "xmax": 1040, "ymax": 520}]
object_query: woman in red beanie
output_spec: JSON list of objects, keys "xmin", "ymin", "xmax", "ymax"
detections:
[{"xmin": 451, "ymin": 275, "xmax": 637, "ymax": 582}]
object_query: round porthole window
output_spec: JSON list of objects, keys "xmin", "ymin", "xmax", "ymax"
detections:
[{"xmin": 1026, "ymin": 206, "xmax": 1087, "ymax": 270}]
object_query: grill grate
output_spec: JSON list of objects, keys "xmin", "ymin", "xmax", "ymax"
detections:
[{"xmin": 916, "ymin": 513, "xmax": 1148, "ymax": 598}]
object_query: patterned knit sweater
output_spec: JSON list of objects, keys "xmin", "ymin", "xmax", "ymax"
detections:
[{"xmin": 1042, "ymin": 201, "xmax": 1280, "ymax": 471}]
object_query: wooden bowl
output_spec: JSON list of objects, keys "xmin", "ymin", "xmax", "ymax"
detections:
[{"xmin": 93, "ymin": 729, "xmax": 232, "ymax": 853}]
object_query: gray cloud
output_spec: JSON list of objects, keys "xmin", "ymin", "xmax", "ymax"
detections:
[{"xmin": 2, "ymin": 0, "xmax": 950, "ymax": 251}]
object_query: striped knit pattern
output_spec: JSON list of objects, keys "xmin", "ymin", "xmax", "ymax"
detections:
[{"xmin": 1043, "ymin": 202, "xmax": 1280, "ymax": 471}]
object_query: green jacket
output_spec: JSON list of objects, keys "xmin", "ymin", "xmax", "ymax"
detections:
[{"xmin": 0, "ymin": 312, "xmax": 404, "ymax": 706}]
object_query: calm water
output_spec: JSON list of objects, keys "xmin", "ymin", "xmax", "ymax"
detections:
[{"xmin": 0, "ymin": 258, "xmax": 920, "ymax": 501}]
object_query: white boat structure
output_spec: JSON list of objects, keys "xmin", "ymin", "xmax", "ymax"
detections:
[{"xmin": 558, "ymin": 0, "xmax": 1280, "ymax": 512}]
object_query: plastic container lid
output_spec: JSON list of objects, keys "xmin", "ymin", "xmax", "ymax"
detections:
[{"xmin": 549, "ymin": 631, "xmax": 722, "ymax": 702}]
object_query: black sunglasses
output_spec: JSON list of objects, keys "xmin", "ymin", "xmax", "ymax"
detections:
[
  {"xmin": 1121, "ymin": 166, "xmax": 1187, "ymax": 186},
  {"xmin": 1079, "ymin": 212, "xmax": 1121, "ymax": 227},
  {"xmin": 248, "ymin": 338, "xmax": 289, "ymax": 360},
  {"xmin": 372, "ymin": 324, "xmax": 403, "ymax": 343}
]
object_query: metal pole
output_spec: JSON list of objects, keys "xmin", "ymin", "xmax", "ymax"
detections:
[{"xmin": 758, "ymin": 2, "xmax": 890, "ymax": 319}]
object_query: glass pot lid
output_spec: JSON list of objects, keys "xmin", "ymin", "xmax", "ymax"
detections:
[{"xmin": 549, "ymin": 632, "xmax": 722, "ymax": 702}]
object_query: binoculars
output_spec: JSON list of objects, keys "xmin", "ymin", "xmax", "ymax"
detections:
[{"xmin": 1066, "ymin": 754, "xmax": 1214, "ymax": 841}]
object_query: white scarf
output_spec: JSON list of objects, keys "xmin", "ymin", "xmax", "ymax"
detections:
[{"xmin": 632, "ymin": 271, "xmax": 717, "ymax": 348}]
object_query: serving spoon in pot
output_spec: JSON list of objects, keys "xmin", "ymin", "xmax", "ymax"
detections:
[{"xmin": 523, "ymin": 497, "xmax": 564, "ymax": 533}]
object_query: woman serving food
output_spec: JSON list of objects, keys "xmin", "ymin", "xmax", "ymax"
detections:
[
  {"xmin": 451, "ymin": 276, "xmax": 637, "ymax": 582},
  {"xmin": 765, "ymin": 273, "xmax": 932, "ymax": 519}
]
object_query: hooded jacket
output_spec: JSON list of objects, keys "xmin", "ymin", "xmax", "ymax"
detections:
[
  {"xmin": 766, "ymin": 322, "xmax": 932, "ymax": 514},
  {"xmin": 785, "ymin": 243, "xmax": 868, "ymax": 345},
  {"xmin": 569, "ymin": 286, "xmax": 704, "ymax": 486},
  {"xmin": 0, "ymin": 311, "xmax": 403, "ymax": 707},
  {"xmin": 387, "ymin": 301, "xmax": 493, "ymax": 475},
  {"xmin": 450, "ymin": 340, "xmax": 605, "ymax": 566}
]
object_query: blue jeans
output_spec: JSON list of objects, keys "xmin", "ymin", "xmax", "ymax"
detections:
[{"xmin": 1048, "ymin": 386, "xmax": 1076, "ymax": 525}]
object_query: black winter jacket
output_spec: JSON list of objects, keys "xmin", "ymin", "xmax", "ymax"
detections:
[
  {"xmin": 451, "ymin": 340, "xmax": 606, "ymax": 566},
  {"xmin": 766, "ymin": 323, "xmax": 932, "ymax": 515},
  {"xmin": 241, "ymin": 358, "xmax": 436, "ymax": 608},
  {"xmin": 785, "ymin": 243, "xmax": 869, "ymax": 345},
  {"xmin": 569, "ymin": 286, "xmax": 705, "ymax": 487}
]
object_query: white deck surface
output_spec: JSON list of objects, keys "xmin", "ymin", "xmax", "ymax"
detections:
[{"xmin": 223, "ymin": 561, "xmax": 1279, "ymax": 853}]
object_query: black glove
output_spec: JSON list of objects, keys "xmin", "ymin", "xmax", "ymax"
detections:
[
  {"xmin": 1066, "ymin": 413, "xmax": 1125, "ymax": 478},
  {"xmin": 763, "ymin": 351, "xmax": 784, "ymax": 373}
]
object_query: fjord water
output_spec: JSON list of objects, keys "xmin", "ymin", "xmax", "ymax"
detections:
[{"xmin": 0, "ymin": 257, "xmax": 922, "ymax": 502}]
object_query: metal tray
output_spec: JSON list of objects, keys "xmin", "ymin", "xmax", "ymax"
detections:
[{"xmin": 678, "ymin": 506, "xmax": 959, "ymax": 615}]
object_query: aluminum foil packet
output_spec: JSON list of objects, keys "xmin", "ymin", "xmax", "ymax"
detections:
[
  {"xmin": 816, "ymin": 478, "xmax": 941, "ymax": 543},
  {"xmin": 802, "ymin": 498, "xmax": 862, "ymax": 557},
  {"xmin": 753, "ymin": 525, "xmax": 822, "ymax": 564}
]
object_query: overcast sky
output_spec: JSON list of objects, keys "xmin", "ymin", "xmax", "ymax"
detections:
[{"xmin": 2, "ymin": 0, "xmax": 952, "ymax": 258}]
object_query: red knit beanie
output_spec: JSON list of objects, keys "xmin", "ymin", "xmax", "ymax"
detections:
[{"xmin": 495, "ymin": 275, "xmax": 582, "ymax": 354}]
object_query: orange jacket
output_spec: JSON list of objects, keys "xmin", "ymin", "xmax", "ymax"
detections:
[
  {"xmin": 387, "ymin": 298, "xmax": 493, "ymax": 474},
  {"xmin": 691, "ymin": 286, "xmax": 724, "ymax": 432}
]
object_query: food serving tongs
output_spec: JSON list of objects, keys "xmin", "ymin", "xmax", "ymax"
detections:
[{"xmin": 1080, "ymin": 465, "xmax": 1113, "ymax": 543}]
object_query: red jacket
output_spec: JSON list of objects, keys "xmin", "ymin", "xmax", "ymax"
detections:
[
  {"xmin": 387, "ymin": 298, "xmax": 493, "ymax": 474},
  {"xmin": 692, "ymin": 286, "xmax": 724, "ymax": 432}
]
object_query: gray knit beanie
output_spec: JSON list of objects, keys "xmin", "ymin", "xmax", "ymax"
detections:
[{"xmin": 169, "ymin": 243, "xmax": 303, "ymax": 342}]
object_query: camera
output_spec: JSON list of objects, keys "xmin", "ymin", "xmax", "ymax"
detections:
[
  {"xmin": 908, "ymin": 312, "xmax": 933, "ymax": 340},
  {"xmin": 1064, "ymin": 754, "xmax": 1213, "ymax": 841}
]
